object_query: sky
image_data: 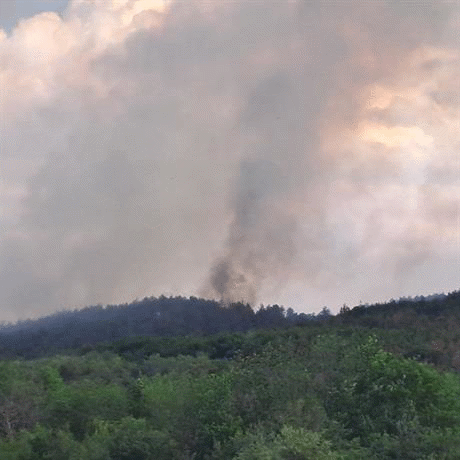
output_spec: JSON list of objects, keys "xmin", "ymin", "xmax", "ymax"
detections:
[{"xmin": 0, "ymin": 0, "xmax": 459, "ymax": 322}]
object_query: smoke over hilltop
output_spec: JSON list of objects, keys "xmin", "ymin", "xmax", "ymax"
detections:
[{"xmin": 0, "ymin": 0, "xmax": 459, "ymax": 320}]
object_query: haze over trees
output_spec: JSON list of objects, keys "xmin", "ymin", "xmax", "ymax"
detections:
[{"xmin": 0, "ymin": 296, "xmax": 321, "ymax": 359}]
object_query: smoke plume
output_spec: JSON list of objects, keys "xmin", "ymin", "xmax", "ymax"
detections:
[{"xmin": 0, "ymin": 0, "xmax": 458, "ymax": 321}]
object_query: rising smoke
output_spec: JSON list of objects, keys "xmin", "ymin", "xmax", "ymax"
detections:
[{"xmin": 0, "ymin": 0, "xmax": 459, "ymax": 321}]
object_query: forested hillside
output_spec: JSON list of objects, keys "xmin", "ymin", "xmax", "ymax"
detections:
[
  {"xmin": 0, "ymin": 291, "xmax": 459, "ymax": 459},
  {"xmin": 0, "ymin": 296, "xmax": 323, "ymax": 359},
  {"xmin": 1, "ymin": 291, "xmax": 459, "ymax": 360}
]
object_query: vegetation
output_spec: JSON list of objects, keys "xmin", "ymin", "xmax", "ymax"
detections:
[{"xmin": 0, "ymin": 291, "xmax": 458, "ymax": 458}]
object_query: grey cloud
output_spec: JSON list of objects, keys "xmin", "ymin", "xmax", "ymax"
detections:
[
  {"xmin": 0, "ymin": 0, "xmax": 458, "ymax": 320},
  {"xmin": 431, "ymin": 90, "xmax": 460, "ymax": 108}
]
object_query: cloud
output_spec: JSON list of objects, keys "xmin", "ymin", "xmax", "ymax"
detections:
[{"xmin": 0, "ymin": 0, "xmax": 459, "ymax": 321}]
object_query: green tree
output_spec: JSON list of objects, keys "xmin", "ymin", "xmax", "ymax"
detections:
[
  {"xmin": 107, "ymin": 417, "xmax": 177, "ymax": 460},
  {"xmin": 234, "ymin": 426, "xmax": 341, "ymax": 460},
  {"xmin": 326, "ymin": 335, "xmax": 460, "ymax": 454}
]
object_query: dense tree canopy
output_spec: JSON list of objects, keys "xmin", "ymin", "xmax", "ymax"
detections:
[{"xmin": 0, "ymin": 291, "xmax": 458, "ymax": 458}]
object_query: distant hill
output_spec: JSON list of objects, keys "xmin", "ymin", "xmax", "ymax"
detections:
[
  {"xmin": 0, "ymin": 290, "xmax": 458, "ymax": 361},
  {"xmin": 336, "ymin": 290, "xmax": 460, "ymax": 326},
  {"xmin": 0, "ymin": 296, "xmax": 319, "ymax": 358}
]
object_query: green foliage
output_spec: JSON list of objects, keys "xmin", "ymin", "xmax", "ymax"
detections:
[
  {"xmin": 141, "ymin": 352, "xmax": 226, "ymax": 377},
  {"xmin": 234, "ymin": 426, "xmax": 340, "ymax": 460},
  {"xmin": 41, "ymin": 365, "xmax": 129, "ymax": 440},
  {"xmin": 147, "ymin": 371, "xmax": 243, "ymax": 457},
  {"xmin": 1, "ymin": 316, "xmax": 460, "ymax": 459},
  {"xmin": 42, "ymin": 366, "xmax": 73, "ymax": 429},
  {"xmin": 187, "ymin": 372, "xmax": 242, "ymax": 451},
  {"xmin": 365, "ymin": 426, "xmax": 460, "ymax": 460},
  {"xmin": 107, "ymin": 417, "xmax": 177, "ymax": 460},
  {"xmin": 49, "ymin": 351, "xmax": 134, "ymax": 384},
  {"xmin": 325, "ymin": 335, "xmax": 460, "ymax": 453},
  {"xmin": 277, "ymin": 426, "xmax": 341, "ymax": 460},
  {"xmin": 14, "ymin": 424, "xmax": 85, "ymax": 460},
  {"xmin": 232, "ymin": 340, "xmax": 324, "ymax": 432},
  {"xmin": 67, "ymin": 381, "xmax": 129, "ymax": 439}
]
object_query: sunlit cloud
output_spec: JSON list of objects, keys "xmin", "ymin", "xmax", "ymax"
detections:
[{"xmin": 0, "ymin": 0, "xmax": 458, "ymax": 320}]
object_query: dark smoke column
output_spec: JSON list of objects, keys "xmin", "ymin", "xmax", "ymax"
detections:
[
  {"xmin": 208, "ymin": 159, "xmax": 297, "ymax": 305},
  {"xmin": 203, "ymin": 72, "xmax": 309, "ymax": 305}
]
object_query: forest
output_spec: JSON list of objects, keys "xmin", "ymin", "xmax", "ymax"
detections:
[{"xmin": 0, "ymin": 291, "xmax": 459, "ymax": 459}]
